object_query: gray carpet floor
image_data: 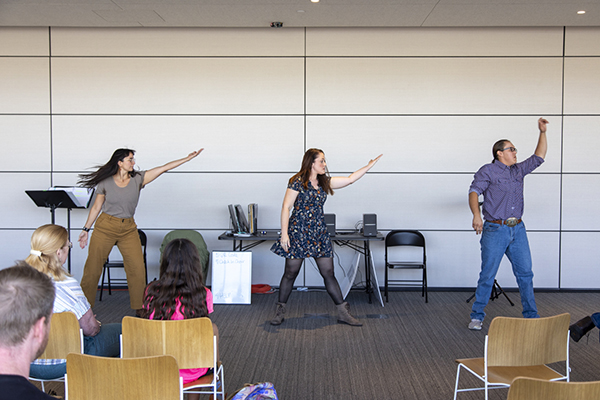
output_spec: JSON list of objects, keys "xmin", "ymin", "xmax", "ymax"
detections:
[{"xmin": 36, "ymin": 288, "xmax": 600, "ymax": 399}]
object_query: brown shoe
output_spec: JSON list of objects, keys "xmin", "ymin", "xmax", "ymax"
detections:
[
  {"xmin": 270, "ymin": 302, "xmax": 286, "ymax": 325},
  {"xmin": 336, "ymin": 302, "xmax": 362, "ymax": 326}
]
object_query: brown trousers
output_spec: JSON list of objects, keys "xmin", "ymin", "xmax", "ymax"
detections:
[{"xmin": 80, "ymin": 213, "xmax": 145, "ymax": 309}]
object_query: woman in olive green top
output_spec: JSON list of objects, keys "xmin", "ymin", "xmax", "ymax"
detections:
[{"xmin": 77, "ymin": 148, "xmax": 203, "ymax": 312}]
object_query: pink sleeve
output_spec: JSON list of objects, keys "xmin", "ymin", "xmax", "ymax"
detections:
[{"xmin": 206, "ymin": 287, "xmax": 214, "ymax": 314}]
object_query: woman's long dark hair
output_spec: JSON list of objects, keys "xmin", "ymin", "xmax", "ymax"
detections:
[
  {"xmin": 289, "ymin": 148, "xmax": 333, "ymax": 195},
  {"xmin": 78, "ymin": 148, "xmax": 139, "ymax": 188},
  {"xmin": 142, "ymin": 238, "xmax": 208, "ymax": 320}
]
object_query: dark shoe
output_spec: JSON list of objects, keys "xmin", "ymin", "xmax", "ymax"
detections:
[
  {"xmin": 270, "ymin": 302, "xmax": 286, "ymax": 325},
  {"xmin": 570, "ymin": 316, "xmax": 595, "ymax": 342},
  {"xmin": 336, "ymin": 302, "xmax": 362, "ymax": 326}
]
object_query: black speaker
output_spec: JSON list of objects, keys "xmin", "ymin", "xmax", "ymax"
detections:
[
  {"xmin": 363, "ymin": 213, "xmax": 377, "ymax": 237},
  {"xmin": 324, "ymin": 213, "xmax": 336, "ymax": 237}
]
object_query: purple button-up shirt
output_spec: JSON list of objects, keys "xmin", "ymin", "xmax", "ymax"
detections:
[{"xmin": 469, "ymin": 154, "xmax": 544, "ymax": 221}]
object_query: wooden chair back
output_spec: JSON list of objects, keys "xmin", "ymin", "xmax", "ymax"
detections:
[
  {"xmin": 508, "ymin": 377, "xmax": 600, "ymax": 400},
  {"xmin": 487, "ymin": 313, "xmax": 570, "ymax": 367},
  {"xmin": 66, "ymin": 353, "xmax": 181, "ymax": 400},
  {"xmin": 38, "ymin": 311, "xmax": 82, "ymax": 359},
  {"xmin": 121, "ymin": 316, "xmax": 214, "ymax": 369}
]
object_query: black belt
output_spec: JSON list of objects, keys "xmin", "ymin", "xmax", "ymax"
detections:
[{"xmin": 488, "ymin": 218, "xmax": 522, "ymax": 227}]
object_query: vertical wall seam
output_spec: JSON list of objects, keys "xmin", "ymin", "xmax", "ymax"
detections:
[
  {"xmin": 48, "ymin": 26, "xmax": 54, "ymax": 187},
  {"xmin": 558, "ymin": 25, "xmax": 566, "ymax": 289},
  {"xmin": 302, "ymin": 27, "xmax": 307, "ymax": 287}
]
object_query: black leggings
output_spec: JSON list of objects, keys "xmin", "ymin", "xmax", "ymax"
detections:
[{"xmin": 277, "ymin": 257, "xmax": 343, "ymax": 305}]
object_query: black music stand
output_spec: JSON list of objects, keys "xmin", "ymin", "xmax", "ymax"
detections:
[{"xmin": 26, "ymin": 189, "xmax": 92, "ymax": 273}]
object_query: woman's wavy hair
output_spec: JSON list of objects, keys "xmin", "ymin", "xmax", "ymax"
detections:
[
  {"xmin": 142, "ymin": 238, "xmax": 208, "ymax": 320},
  {"xmin": 289, "ymin": 148, "xmax": 333, "ymax": 195},
  {"xmin": 25, "ymin": 224, "xmax": 69, "ymax": 281},
  {"xmin": 78, "ymin": 148, "xmax": 139, "ymax": 188}
]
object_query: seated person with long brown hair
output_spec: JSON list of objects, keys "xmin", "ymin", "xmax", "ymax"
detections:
[{"xmin": 142, "ymin": 238, "xmax": 218, "ymax": 399}]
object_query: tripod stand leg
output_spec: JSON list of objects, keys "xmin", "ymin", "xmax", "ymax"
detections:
[
  {"xmin": 466, "ymin": 293, "xmax": 475, "ymax": 303},
  {"xmin": 493, "ymin": 280, "xmax": 515, "ymax": 306}
]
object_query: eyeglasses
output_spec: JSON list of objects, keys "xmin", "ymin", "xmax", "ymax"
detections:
[
  {"xmin": 500, "ymin": 147, "xmax": 517, "ymax": 153},
  {"xmin": 64, "ymin": 242, "xmax": 73, "ymax": 249}
]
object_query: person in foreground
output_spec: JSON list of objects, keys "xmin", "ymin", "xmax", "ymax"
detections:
[
  {"xmin": 27, "ymin": 224, "xmax": 122, "ymax": 379},
  {"xmin": 0, "ymin": 264, "xmax": 56, "ymax": 400},
  {"xmin": 270, "ymin": 148, "xmax": 383, "ymax": 327},
  {"xmin": 78, "ymin": 147, "xmax": 203, "ymax": 313},
  {"xmin": 467, "ymin": 118, "xmax": 548, "ymax": 330},
  {"xmin": 142, "ymin": 238, "xmax": 218, "ymax": 400}
]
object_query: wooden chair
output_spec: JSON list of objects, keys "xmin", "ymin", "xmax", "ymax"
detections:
[
  {"xmin": 507, "ymin": 377, "xmax": 600, "ymax": 400},
  {"xmin": 121, "ymin": 316, "xmax": 224, "ymax": 399},
  {"xmin": 29, "ymin": 311, "xmax": 83, "ymax": 392},
  {"xmin": 454, "ymin": 313, "xmax": 571, "ymax": 400},
  {"xmin": 65, "ymin": 353, "xmax": 182, "ymax": 400}
]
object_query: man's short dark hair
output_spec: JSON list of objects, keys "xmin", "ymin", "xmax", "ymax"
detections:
[{"xmin": 0, "ymin": 263, "xmax": 55, "ymax": 347}]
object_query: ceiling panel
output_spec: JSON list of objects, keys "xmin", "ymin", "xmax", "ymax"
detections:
[{"xmin": 0, "ymin": 0, "xmax": 597, "ymax": 27}]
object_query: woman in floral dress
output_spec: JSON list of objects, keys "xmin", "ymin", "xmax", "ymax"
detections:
[{"xmin": 270, "ymin": 148, "xmax": 382, "ymax": 326}]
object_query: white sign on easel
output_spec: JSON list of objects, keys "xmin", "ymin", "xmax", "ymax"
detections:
[{"xmin": 211, "ymin": 251, "xmax": 252, "ymax": 304}]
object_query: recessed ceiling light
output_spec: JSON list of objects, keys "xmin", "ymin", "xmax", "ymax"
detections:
[
  {"xmin": 577, "ymin": 10, "xmax": 586, "ymax": 14},
  {"xmin": 311, "ymin": 0, "xmax": 320, "ymax": 3}
]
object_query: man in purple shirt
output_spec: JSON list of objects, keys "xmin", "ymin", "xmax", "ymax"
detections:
[{"xmin": 467, "ymin": 118, "xmax": 549, "ymax": 330}]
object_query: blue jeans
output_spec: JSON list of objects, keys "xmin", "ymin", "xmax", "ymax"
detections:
[
  {"xmin": 470, "ymin": 221, "xmax": 539, "ymax": 322},
  {"xmin": 29, "ymin": 323, "xmax": 122, "ymax": 380},
  {"xmin": 84, "ymin": 323, "xmax": 122, "ymax": 357}
]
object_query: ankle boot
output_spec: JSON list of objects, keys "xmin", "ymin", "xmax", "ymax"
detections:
[
  {"xmin": 336, "ymin": 302, "xmax": 362, "ymax": 326},
  {"xmin": 570, "ymin": 316, "xmax": 595, "ymax": 342},
  {"xmin": 270, "ymin": 302, "xmax": 286, "ymax": 325}
]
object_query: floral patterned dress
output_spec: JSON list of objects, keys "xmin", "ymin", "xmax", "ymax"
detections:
[{"xmin": 271, "ymin": 178, "xmax": 332, "ymax": 259}]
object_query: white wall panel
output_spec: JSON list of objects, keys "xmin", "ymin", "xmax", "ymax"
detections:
[
  {"xmin": 564, "ymin": 58, "xmax": 600, "ymax": 115},
  {"xmin": 0, "ymin": 58, "xmax": 49, "ymax": 113},
  {"xmin": 135, "ymin": 173, "xmax": 289, "ymax": 230},
  {"xmin": 325, "ymin": 174, "xmax": 472, "ymax": 231},
  {"xmin": 307, "ymin": 116, "xmax": 562, "ymax": 173},
  {"xmin": 52, "ymin": 116, "xmax": 305, "ymax": 172},
  {"xmin": 51, "ymin": 27, "xmax": 305, "ymax": 57},
  {"xmin": 561, "ymin": 232, "xmax": 600, "ymax": 289},
  {"xmin": 562, "ymin": 174, "xmax": 600, "ymax": 231},
  {"xmin": 0, "ymin": 27, "xmax": 49, "ymax": 56},
  {"xmin": 0, "ymin": 116, "xmax": 51, "ymax": 171},
  {"xmin": 0, "ymin": 230, "xmax": 37, "ymax": 270},
  {"xmin": 51, "ymin": 58, "xmax": 304, "ymax": 115},
  {"xmin": 521, "ymin": 174, "xmax": 561, "ymax": 231},
  {"xmin": 565, "ymin": 27, "xmax": 600, "ymax": 56},
  {"xmin": 563, "ymin": 117, "xmax": 600, "ymax": 172},
  {"xmin": 307, "ymin": 27, "xmax": 564, "ymax": 57},
  {"xmin": 306, "ymin": 58, "xmax": 563, "ymax": 115},
  {"xmin": 0, "ymin": 174, "xmax": 53, "ymax": 228}
]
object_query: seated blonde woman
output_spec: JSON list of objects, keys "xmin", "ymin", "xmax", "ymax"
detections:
[{"xmin": 27, "ymin": 224, "xmax": 121, "ymax": 380}]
